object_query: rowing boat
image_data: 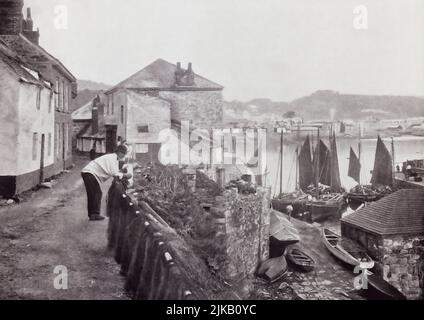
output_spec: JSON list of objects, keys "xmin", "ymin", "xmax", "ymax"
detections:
[
  {"xmin": 286, "ymin": 247, "xmax": 316, "ymax": 272},
  {"xmin": 322, "ymin": 228, "xmax": 374, "ymax": 269}
]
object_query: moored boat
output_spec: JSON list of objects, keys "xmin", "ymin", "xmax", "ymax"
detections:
[
  {"xmin": 366, "ymin": 273, "xmax": 407, "ymax": 300},
  {"xmin": 347, "ymin": 135, "xmax": 394, "ymax": 204},
  {"xmin": 286, "ymin": 247, "xmax": 316, "ymax": 272},
  {"xmin": 272, "ymin": 131, "xmax": 346, "ymax": 223},
  {"xmin": 322, "ymin": 228, "xmax": 374, "ymax": 269},
  {"xmin": 257, "ymin": 255, "xmax": 288, "ymax": 283}
]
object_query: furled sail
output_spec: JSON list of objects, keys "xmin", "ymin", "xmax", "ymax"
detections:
[
  {"xmin": 299, "ymin": 135, "xmax": 314, "ymax": 191},
  {"xmin": 348, "ymin": 147, "xmax": 361, "ymax": 183},
  {"xmin": 371, "ymin": 135, "xmax": 393, "ymax": 186},
  {"xmin": 330, "ymin": 132, "xmax": 342, "ymax": 191}
]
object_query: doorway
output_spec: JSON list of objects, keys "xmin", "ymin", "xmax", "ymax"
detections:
[{"xmin": 39, "ymin": 133, "xmax": 45, "ymax": 184}]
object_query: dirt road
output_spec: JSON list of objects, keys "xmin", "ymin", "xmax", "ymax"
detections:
[{"xmin": 0, "ymin": 156, "xmax": 128, "ymax": 300}]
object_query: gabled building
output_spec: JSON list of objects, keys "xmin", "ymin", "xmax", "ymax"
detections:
[
  {"xmin": 0, "ymin": 0, "xmax": 77, "ymax": 197},
  {"xmin": 341, "ymin": 189, "xmax": 424, "ymax": 299},
  {"xmin": 75, "ymin": 59, "xmax": 223, "ymax": 164}
]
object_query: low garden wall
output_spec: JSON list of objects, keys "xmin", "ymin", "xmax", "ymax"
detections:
[{"xmin": 106, "ymin": 179, "xmax": 238, "ymax": 300}]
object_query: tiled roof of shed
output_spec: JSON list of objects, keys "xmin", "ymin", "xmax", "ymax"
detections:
[{"xmin": 341, "ymin": 189, "xmax": 424, "ymax": 236}]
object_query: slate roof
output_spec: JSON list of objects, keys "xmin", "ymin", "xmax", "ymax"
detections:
[
  {"xmin": 0, "ymin": 34, "xmax": 76, "ymax": 82},
  {"xmin": 341, "ymin": 189, "xmax": 424, "ymax": 236},
  {"xmin": 0, "ymin": 40, "xmax": 46, "ymax": 86},
  {"xmin": 72, "ymin": 100, "xmax": 92, "ymax": 121},
  {"xmin": 106, "ymin": 58, "xmax": 224, "ymax": 93}
]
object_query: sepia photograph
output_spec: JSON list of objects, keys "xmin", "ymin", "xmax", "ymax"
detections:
[{"xmin": 0, "ymin": 0, "xmax": 423, "ymax": 310}]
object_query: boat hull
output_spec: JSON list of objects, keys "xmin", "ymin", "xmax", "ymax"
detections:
[
  {"xmin": 286, "ymin": 248, "xmax": 316, "ymax": 272},
  {"xmin": 272, "ymin": 194, "xmax": 346, "ymax": 223},
  {"xmin": 365, "ymin": 274, "xmax": 406, "ymax": 300},
  {"xmin": 322, "ymin": 228, "xmax": 375, "ymax": 269}
]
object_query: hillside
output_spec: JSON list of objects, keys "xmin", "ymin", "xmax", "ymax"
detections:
[
  {"xmin": 224, "ymin": 90, "xmax": 424, "ymax": 122},
  {"xmin": 71, "ymin": 80, "xmax": 112, "ymax": 111}
]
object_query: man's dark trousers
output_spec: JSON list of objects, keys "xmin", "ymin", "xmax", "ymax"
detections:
[{"xmin": 81, "ymin": 173, "xmax": 102, "ymax": 217}]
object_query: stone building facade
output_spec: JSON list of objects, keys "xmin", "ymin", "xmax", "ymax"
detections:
[
  {"xmin": 102, "ymin": 59, "xmax": 223, "ymax": 164},
  {"xmin": 341, "ymin": 189, "xmax": 424, "ymax": 300}
]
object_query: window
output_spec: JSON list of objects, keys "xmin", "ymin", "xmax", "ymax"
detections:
[
  {"xmin": 32, "ymin": 133, "xmax": 38, "ymax": 160},
  {"xmin": 137, "ymin": 125, "xmax": 149, "ymax": 133},
  {"xmin": 63, "ymin": 82, "xmax": 67, "ymax": 112},
  {"xmin": 55, "ymin": 79, "xmax": 59, "ymax": 110},
  {"xmin": 68, "ymin": 84, "xmax": 72, "ymax": 112},
  {"xmin": 136, "ymin": 144, "xmax": 148, "ymax": 154},
  {"xmin": 55, "ymin": 124, "xmax": 60, "ymax": 157},
  {"xmin": 36, "ymin": 87, "xmax": 41, "ymax": 110},
  {"xmin": 48, "ymin": 133, "xmax": 52, "ymax": 156},
  {"xmin": 121, "ymin": 105, "xmax": 124, "ymax": 124},
  {"xmin": 65, "ymin": 123, "xmax": 69, "ymax": 156},
  {"xmin": 111, "ymin": 94, "xmax": 114, "ymax": 115},
  {"xmin": 58, "ymin": 81, "xmax": 63, "ymax": 110},
  {"xmin": 62, "ymin": 81, "xmax": 66, "ymax": 112},
  {"xmin": 48, "ymin": 90, "xmax": 53, "ymax": 113}
]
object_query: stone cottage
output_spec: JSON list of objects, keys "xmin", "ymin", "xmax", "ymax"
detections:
[
  {"xmin": 102, "ymin": 59, "xmax": 224, "ymax": 164},
  {"xmin": 341, "ymin": 189, "xmax": 424, "ymax": 299}
]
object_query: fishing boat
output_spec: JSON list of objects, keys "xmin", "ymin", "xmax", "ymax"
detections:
[
  {"xmin": 271, "ymin": 128, "xmax": 312, "ymax": 219},
  {"xmin": 272, "ymin": 129, "xmax": 346, "ymax": 222},
  {"xmin": 271, "ymin": 191, "xmax": 309, "ymax": 217},
  {"xmin": 257, "ymin": 255, "xmax": 288, "ymax": 283},
  {"xmin": 286, "ymin": 247, "xmax": 316, "ymax": 272},
  {"xmin": 322, "ymin": 228, "xmax": 374, "ymax": 269},
  {"xmin": 347, "ymin": 134, "xmax": 394, "ymax": 204},
  {"xmin": 306, "ymin": 131, "xmax": 347, "ymax": 221},
  {"xmin": 365, "ymin": 273, "xmax": 407, "ymax": 300}
]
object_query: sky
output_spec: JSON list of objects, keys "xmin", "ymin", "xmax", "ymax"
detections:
[{"xmin": 25, "ymin": 0, "xmax": 424, "ymax": 101}]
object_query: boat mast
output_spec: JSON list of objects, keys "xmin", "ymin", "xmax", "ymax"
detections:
[
  {"xmin": 280, "ymin": 128, "xmax": 284, "ymax": 195},
  {"xmin": 358, "ymin": 123, "xmax": 362, "ymax": 185},
  {"xmin": 391, "ymin": 137, "xmax": 395, "ymax": 172},
  {"xmin": 295, "ymin": 123, "xmax": 300, "ymax": 191},
  {"xmin": 315, "ymin": 127, "xmax": 320, "ymax": 198}
]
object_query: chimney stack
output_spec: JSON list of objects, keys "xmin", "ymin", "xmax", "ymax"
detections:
[
  {"xmin": 92, "ymin": 96, "xmax": 100, "ymax": 135},
  {"xmin": 0, "ymin": 0, "xmax": 24, "ymax": 35},
  {"xmin": 22, "ymin": 6, "xmax": 40, "ymax": 45},
  {"xmin": 25, "ymin": 7, "xmax": 33, "ymax": 30},
  {"xmin": 91, "ymin": 95, "xmax": 105, "ymax": 135}
]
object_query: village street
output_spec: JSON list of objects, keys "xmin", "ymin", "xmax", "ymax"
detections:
[{"xmin": 0, "ymin": 156, "xmax": 127, "ymax": 300}]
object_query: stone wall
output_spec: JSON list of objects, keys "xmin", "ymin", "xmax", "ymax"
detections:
[
  {"xmin": 380, "ymin": 236, "xmax": 424, "ymax": 300},
  {"xmin": 341, "ymin": 224, "xmax": 424, "ymax": 300},
  {"xmin": 106, "ymin": 179, "xmax": 237, "ymax": 300},
  {"xmin": 160, "ymin": 90, "xmax": 223, "ymax": 128},
  {"xmin": 219, "ymin": 187, "xmax": 271, "ymax": 281}
]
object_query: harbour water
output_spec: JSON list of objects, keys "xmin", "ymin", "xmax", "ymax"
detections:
[{"xmin": 263, "ymin": 134, "xmax": 424, "ymax": 196}]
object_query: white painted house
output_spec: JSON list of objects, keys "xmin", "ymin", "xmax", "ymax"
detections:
[{"xmin": 0, "ymin": 39, "xmax": 54, "ymax": 197}]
